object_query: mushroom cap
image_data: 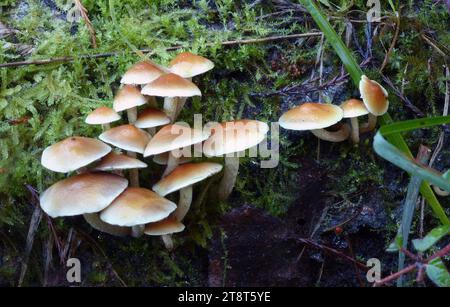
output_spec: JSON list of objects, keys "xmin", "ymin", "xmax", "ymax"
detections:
[
  {"xmin": 85, "ymin": 106, "xmax": 121, "ymax": 125},
  {"xmin": 153, "ymin": 151, "xmax": 195, "ymax": 165},
  {"xmin": 141, "ymin": 73, "xmax": 201, "ymax": 97},
  {"xmin": 40, "ymin": 172, "xmax": 128, "ymax": 218},
  {"xmin": 134, "ymin": 108, "xmax": 171, "ymax": 129},
  {"xmin": 144, "ymin": 217, "xmax": 185, "ymax": 236},
  {"xmin": 99, "ymin": 124, "xmax": 150, "ymax": 154},
  {"xmin": 278, "ymin": 103, "xmax": 343, "ymax": 131},
  {"xmin": 93, "ymin": 152, "xmax": 147, "ymax": 171},
  {"xmin": 203, "ymin": 120, "xmax": 269, "ymax": 157},
  {"xmin": 113, "ymin": 85, "xmax": 148, "ymax": 112},
  {"xmin": 153, "ymin": 162, "xmax": 223, "ymax": 196},
  {"xmin": 169, "ymin": 52, "xmax": 214, "ymax": 78},
  {"xmin": 100, "ymin": 187, "xmax": 177, "ymax": 226},
  {"xmin": 359, "ymin": 75, "xmax": 389, "ymax": 116},
  {"xmin": 144, "ymin": 124, "xmax": 210, "ymax": 157},
  {"xmin": 120, "ymin": 61, "xmax": 164, "ymax": 85},
  {"xmin": 41, "ymin": 136, "xmax": 111, "ymax": 173},
  {"xmin": 340, "ymin": 99, "xmax": 369, "ymax": 118}
]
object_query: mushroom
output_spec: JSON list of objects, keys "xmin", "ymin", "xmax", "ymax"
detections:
[
  {"xmin": 93, "ymin": 152, "xmax": 147, "ymax": 171},
  {"xmin": 340, "ymin": 99, "xmax": 369, "ymax": 143},
  {"xmin": 113, "ymin": 84, "xmax": 148, "ymax": 124},
  {"xmin": 359, "ymin": 75, "xmax": 389, "ymax": 133},
  {"xmin": 203, "ymin": 119, "xmax": 269, "ymax": 201},
  {"xmin": 120, "ymin": 61, "xmax": 165, "ymax": 85},
  {"xmin": 85, "ymin": 106, "xmax": 121, "ymax": 130},
  {"xmin": 40, "ymin": 172, "xmax": 130, "ymax": 237},
  {"xmin": 100, "ymin": 187, "xmax": 177, "ymax": 238},
  {"xmin": 168, "ymin": 52, "xmax": 214, "ymax": 119},
  {"xmin": 152, "ymin": 162, "xmax": 223, "ymax": 249},
  {"xmin": 41, "ymin": 136, "xmax": 111, "ymax": 173},
  {"xmin": 134, "ymin": 107, "xmax": 170, "ymax": 136},
  {"xmin": 279, "ymin": 102, "xmax": 350, "ymax": 142},
  {"xmin": 144, "ymin": 124, "xmax": 210, "ymax": 177},
  {"xmin": 144, "ymin": 217, "xmax": 185, "ymax": 250},
  {"xmin": 141, "ymin": 73, "xmax": 201, "ymax": 122}
]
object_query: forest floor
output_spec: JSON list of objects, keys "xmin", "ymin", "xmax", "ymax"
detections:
[{"xmin": 0, "ymin": 0, "xmax": 449, "ymax": 287}]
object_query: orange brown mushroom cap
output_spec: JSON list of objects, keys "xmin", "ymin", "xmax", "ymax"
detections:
[
  {"xmin": 120, "ymin": 61, "xmax": 165, "ymax": 85},
  {"xmin": 93, "ymin": 152, "xmax": 147, "ymax": 171},
  {"xmin": 41, "ymin": 136, "xmax": 111, "ymax": 173},
  {"xmin": 153, "ymin": 162, "xmax": 223, "ymax": 196},
  {"xmin": 99, "ymin": 187, "xmax": 177, "ymax": 226},
  {"xmin": 40, "ymin": 172, "xmax": 128, "ymax": 218},
  {"xmin": 134, "ymin": 108, "xmax": 171, "ymax": 129},
  {"xmin": 141, "ymin": 73, "xmax": 201, "ymax": 98},
  {"xmin": 144, "ymin": 217, "xmax": 185, "ymax": 236},
  {"xmin": 169, "ymin": 52, "xmax": 214, "ymax": 78},
  {"xmin": 278, "ymin": 103, "xmax": 344, "ymax": 131},
  {"xmin": 340, "ymin": 99, "xmax": 369, "ymax": 118},
  {"xmin": 359, "ymin": 75, "xmax": 389, "ymax": 116},
  {"xmin": 85, "ymin": 106, "xmax": 121, "ymax": 125},
  {"xmin": 113, "ymin": 85, "xmax": 148, "ymax": 112},
  {"xmin": 99, "ymin": 124, "xmax": 150, "ymax": 154}
]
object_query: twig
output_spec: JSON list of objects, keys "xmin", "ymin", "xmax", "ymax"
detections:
[
  {"xmin": 381, "ymin": 75, "xmax": 425, "ymax": 117},
  {"xmin": 74, "ymin": 0, "xmax": 97, "ymax": 48},
  {"xmin": 379, "ymin": 9, "xmax": 401, "ymax": 73},
  {"xmin": 0, "ymin": 32, "xmax": 322, "ymax": 68}
]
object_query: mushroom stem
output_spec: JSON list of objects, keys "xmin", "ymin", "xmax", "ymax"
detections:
[
  {"xmin": 161, "ymin": 235, "xmax": 174, "ymax": 250},
  {"xmin": 162, "ymin": 151, "xmax": 179, "ymax": 177},
  {"xmin": 172, "ymin": 77, "xmax": 191, "ymax": 121},
  {"xmin": 310, "ymin": 124, "xmax": 351, "ymax": 142},
  {"xmin": 147, "ymin": 127, "xmax": 156, "ymax": 136},
  {"xmin": 126, "ymin": 107, "xmax": 143, "ymax": 237},
  {"xmin": 83, "ymin": 213, "xmax": 130, "ymax": 237},
  {"xmin": 102, "ymin": 123, "xmax": 111, "ymax": 130},
  {"xmin": 174, "ymin": 185, "xmax": 193, "ymax": 221},
  {"xmin": 217, "ymin": 156, "xmax": 240, "ymax": 201},
  {"xmin": 350, "ymin": 117, "xmax": 360, "ymax": 143},
  {"xmin": 163, "ymin": 97, "xmax": 179, "ymax": 122},
  {"xmin": 360, "ymin": 113, "xmax": 377, "ymax": 134},
  {"xmin": 433, "ymin": 185, "xmax": 450, "ymax": 197}
]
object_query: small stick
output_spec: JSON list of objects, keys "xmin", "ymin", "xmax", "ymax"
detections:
[{"xmin": 0, "ymin": 32, "xmax": 322, "ymax": 68}]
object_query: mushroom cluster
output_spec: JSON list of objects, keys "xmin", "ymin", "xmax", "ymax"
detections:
[
  {"xmin": 39, "ymin": 52, "xmax": 269, "ymax": 250},
  {"xmin": 279, "ymin": 75, "xmax": 389, "ymax": 144}
]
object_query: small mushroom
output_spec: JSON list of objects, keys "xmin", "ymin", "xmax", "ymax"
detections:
[
  {"xmin": 100, "ymin": 187, "xmax": 177, "ymax": 237},
  {"xmin": 359, "ymin": 75, "xmax": 389, "ymax": 133},
  {"xmin": 85, "ymin": 106, "xmax": 121, "ymax": 130},
  {"xmin": 279, "ymin": 102, "xmax": 350, "ymax": 142},
  {"xmin": 340, "ymin": 99, "xmax": 369, "ymax": 143},
  {"xmin": 40, "ymin": 172, "xmax": 130, "ymax": 237},
  {"xmin": 203, "ymin": 120, "xmax": 269, "ymax": 201},
  {"xmin": 93, "ymin": 152, "xmax": 147, "ymax": 171},
  {"xmin": 168, "ymin": 52, "xmax": 214, "ymax": 119},
  {"xmin": 120, "ymin": 61, "xmax": 165, "ymax": 85},
  {"xmin": 152, "ymin": 162, "xmax": 222, "ymax": 249},
  {"xmin": 144, "ymin": 124, "xmax": 210, "ymax": 177},
  {"xmin": 141, "ymin": 73, "xmax": 201, "ymax": 122},
  {"xmin": 99, "ymin": 124, "xmax": 150, "ymax": 155},
  {"xmin": 144, "ymin": 217, "xmax": 185, "ymax": 250},
  {"xmin": 41, "ymin": 136, "xmax": 111, "ymax": 173},
  {"xmin": 134, "ymin": 107, "xmax": 171, "ymax": 136}
]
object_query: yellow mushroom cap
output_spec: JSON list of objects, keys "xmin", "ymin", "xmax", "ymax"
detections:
[
  {"xmin": 144, "ymin": 124, "xmax": 210, "ymax": 157},
  {"xmin": 359, "ymin": 75, "xmax": 389, "ymax": 116},
  {"xmin": 41, "ymin": 136, "xmax": 111, "ymax": 173},
  {"xmin": 141, "ymin": 73, "xmax": 201, "ymax": 97},
  {"xmin": 113, "ymin": 85, "xmax": 148, "ymax": 112},
  {"xmin": 340, "ymin": 99, "xmax": 369, "ymax": 118},
  {"xmin": 40, "ymin": 172, "xmax": 128, "ymax": 218},
  {"xmin": 85, "ymin": 106, "xmax": 121, "ymax": 125},
  {"xmin": 93, "ymin": 152, "xmax": 147, "ymax": 171},
  {"xmin": 120, "ymin": 61, "xmax": 164, "ymax": 85},
  {"xmin": 100, "ymin": 187, "xmax": 177, "ymax": 226},
  {"xmin": 99, "ymin": 124, "xmax": 150, "ymax": 154},
  {"xmin": 134, "ymin": 108, "xmax": 171, "ymax": 129},
  {"xmin": 169, "ymin": 52, "xmax": 214, "ymax": 78},
  {"xmin": 153, "ymin": 162, "xmax": 223, "ymax": 196},
  {"xmin": 144, "ymin": 217, "xmax": 185, "ymax": 236},
  {"xmin": 203, "ymin": 120, "xmax": 269, "ymax": 157},
  {"xmin": 278, "ymin": 103, "xmax": 343, "ymax": 131}
]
